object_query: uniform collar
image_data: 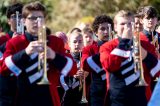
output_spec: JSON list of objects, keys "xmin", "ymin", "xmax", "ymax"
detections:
[
  {"xmin": 25, "ymin": 32, "xmax": 38, "ymax": 42},
  {"xmin": 142, "ymin": 29, "xmax": 156, "ymax": 41},
  {"xmin": 97, "ymin": 39, "xmax": 105, "ymax": 47},
  {"xmin": 8, "ymin": 31, "xmax": 14, "ymax": 38},
  {"xmin": 71, "ymin": 52, "xmax": 80, "ymax": 63}
]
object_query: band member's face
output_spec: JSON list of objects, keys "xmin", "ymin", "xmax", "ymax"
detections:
[
  {"xmin": 114, "ymin": 16, "xmax": 132, "ymax": 37},
  {"xmin": 8, "ymin": 14, "xmax": 21, "ymax": 32},
  {"xmin": 69, "ymin": 33, "xmax": 83, "ymax": 53},
  {"xmin": 96, "ymin": 22, "xmax": 109, "ymax": 42},
  {"xmin": 134, "ymin": 17, "xmax": 143, "ymax": 32},
  {"xmin": 24, "ymin": 11, "xmax": 44, "ymax": 35},
  {"xmin": 156, "ymin": 25, "xmax": 160, "ymax": 33},
  {"xmin": 142, "ymin": 16, "xmax": 157, "ymax": 31},
  {"xmin": 83, "ymin": 32, "xmax": 93, "ymax": 47}
]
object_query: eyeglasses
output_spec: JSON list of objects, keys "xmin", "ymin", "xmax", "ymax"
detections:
[
  {"xmin": 26, "ymin": 16, "xmax": 44, "ymax": 21},
  {"xmin": 10, "ymin": 15, "xmax": 22, "ymax": 20}
]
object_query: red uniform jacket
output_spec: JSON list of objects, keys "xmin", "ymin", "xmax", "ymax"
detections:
[
  {"xmin": 100, "ymin": 35, "xmax": 160, "ymax": 101},
  {"xmin": 140, "ymin": 31, "xmax": 160, "ymax": 58},
  {"xmin": 82, "ymin": 41, "xmax": 107, "ymax": 106},
  {"xmin": 82, "ymin": 41, "xmax": 106, "ymax": 80},
  {"xmin": 82, "ymin": 42, "xmax": 99, "ymax": 72},
  {"xmin": 0, "ymin": 33, "xmax": 77, "ymax": 106},
  {"xmin": 0, "ymin": 32, "xmax": 13, "ymax": 67},
  {"xmin": 0, "ymin": 33, "xmax": 11, "ymax": 46}
]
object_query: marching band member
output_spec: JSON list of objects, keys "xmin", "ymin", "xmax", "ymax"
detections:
[
  {"xmin": 81, "ymin": 27, "xmax": 94, "ymax": 47},
  {"xmin": 82, "ymin": 14, "xmax": 113, "ymax": 106},
  {"xmin": 0, "ymin": 3, "xmax": 23, "ymax": 56},
  {"xmin": 0, "ymin": 1, "xmax": 77, "ymax": 106},
  {"xmin": 60, "ymin": 28, "xmax": 87, "ymax": 106},
  {"xmin": 134, "ymin": 6, "xmax": 144, "ymax": 32},
  {"xmin": 100, "ymin": 10, "xmax": 160, "ymax": 106},
  {"xmin": 139, "ymin": 6, "xmax": 160, "ymax": 57},
  {"xmin": 0, "ymin": 3, "xmax": 23, "ymax": 106},
  {"xmin": 134, "ymin": 13, "xmax": 143, "ymax": 32},
  {"xmin": 139, "ymin": 6, "xmax": 160, "ymax": 90}
]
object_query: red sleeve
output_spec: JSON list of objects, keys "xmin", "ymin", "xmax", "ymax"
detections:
[
  {"xmin": 81, "ymin": 46, "xmax": 92, "ymax": 72},
  {"xmin": 0, "ymin": 39, "xmax": 18, "ymax": 76},
  {"xmin": 65, "ymin": 53, "xmax": 77, "ymax": 76},
  {"xmin": 0, "ymin": 35, "xmax": 9, "ymax": 46},
  {"xmin": 142, "ymin": 40, "xmax": 160, "ymax": 78},
  {"xmin": 100, "ymin": 39, "xmax": 127, "ymax": 72},
  {"xmin": 51, "ymin": 36, "xmax": 77, "ymax": 76}
]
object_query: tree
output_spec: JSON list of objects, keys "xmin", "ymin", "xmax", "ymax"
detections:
[
  {"xmin": 0, "ymin": 0, "xmax": 10, "ymax": 32},
  {"xmin": 1, "ymin": 0, "xmax": 160, "ymax": 33}
]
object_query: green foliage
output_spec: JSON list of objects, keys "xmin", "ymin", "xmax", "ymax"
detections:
[
  {"xmin": 0, "ymin": 0, "xmax": 10, "ymax": 32},
  {"xmin": 1, "ymin": 0, "xmax": 160, "ymax": 34}
]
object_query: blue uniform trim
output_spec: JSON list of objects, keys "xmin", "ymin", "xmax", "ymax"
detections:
[
  {"xmin": 87, "ymin": 54, "xmax": 103, "ymax": 73},
  {"xmin": 5, "ymin": 56, "xmax": 22, "ymax": 76}
]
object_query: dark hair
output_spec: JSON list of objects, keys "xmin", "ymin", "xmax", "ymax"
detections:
[
  {"xmin": 141, "ymin": 6, "xmax": 157, "ymax": 19},
  {"xmin": 92, "ymin": 14, "xmax": 113, "ymax": 33},
  {"xmin": 46, "ymin": 27, "xmax": 51, "ymax": 35},
  {"xmin": 22, "ymin": 1, "xmax": 46, "ymax": 18},
  {"xmin": 70, "ymin": 27, "xmax": 81, "ymax": 33},
  {"xmin": 6, "ymin": 3, "xmax": 23, "ymax": 19}
]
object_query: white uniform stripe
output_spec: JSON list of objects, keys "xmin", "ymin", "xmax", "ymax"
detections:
[
  {"xmin": 28, "ymin": 69, "xmax": 43, "ymax": 83},
  {"xmin": 121, "ymin": 58, "xmax": 132, "ymax": 66},
  {"xmin": 30, "ymin": 52, "xmax": 38, "ymax": 60},
  {"xmin": 60, "ymin": 75, "xmax": 69, "ymax": 91},
  {"xmin": 125, "ymin": 71, "xmax": 140, "ymax": 85},
  {"xmin": 26, "ymin": 62, "xmax": 38, "ymax": 73},
  {"xmin": 121, "ymin": 63, "xmax": 134, "ymax": 75},
  {"xmin": 101, "ymin": 73, "xmax": 106, "ymax": 80},
  {"xmin": 111, "ymin": 48, "xmax": 131, "ymax": 58},
  {"xmin": 5, "ymin": 56, "xmax": 22, "ymax": 76},
  {"xmin": 148, "ymin": 78, "xmax": 160, "ymax": 106},
  {"xmin": 61, "ymin": 57, "xmax": 73, "ymax": 76},
  {"xmin": 150, "ymin": 60, "xmax": 160, "ymax": 77},
  {"xmin": 87, "ymin": 56, "xmax": 103, "ymax": 73},
  {"xmin": 72, "ymin": 81, "xmax": 80, "ymax": 89}
]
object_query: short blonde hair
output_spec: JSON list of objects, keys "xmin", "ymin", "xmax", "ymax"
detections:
[{"xmin": 114, "ymin": 10, "xmax": 133, "ymax": 24}]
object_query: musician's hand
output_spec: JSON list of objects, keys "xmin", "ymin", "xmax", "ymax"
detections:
[
  {"xmin": 84, "ymin": 71, "xmax": 89, "ymax": 77},
  {"xmin": 12, "ymin": 32, "xmax": 21, "ymax": 38},
  {"xmin": 25, "ymin": 41, "xmax": 43, "ymax": 55},
  {"xmin": 122, "ymin": 24, "xmax": 132, "ymax": 39},
  {"xmin": 141, "ymin": 46, "xmax": 147, "ymax": 60},
  {"xmin": 74, "ymin": 70, "xmax": 84, "ymax": 79}
]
